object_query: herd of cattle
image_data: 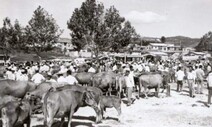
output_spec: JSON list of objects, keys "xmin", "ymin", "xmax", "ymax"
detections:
[{"xmin": 0, "ymin": 70, "xmax": 170, "ymax": 127}]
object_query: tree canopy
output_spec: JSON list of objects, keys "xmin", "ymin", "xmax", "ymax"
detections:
[
  {"xmin": 26, "ymin": 6, "xmax": 62, "ymax": 53},
  {"xmin": 196, "ymin": 31, "xmax": 212, "ymax": 51},
  {"xmin": 67, "ymin": 0, "xmax": 139, "ymax": 57}
]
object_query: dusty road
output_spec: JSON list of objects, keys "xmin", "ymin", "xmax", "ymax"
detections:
[{"xmin": 31, "ymin": 83, "xmax": 212, "ymax": 127}]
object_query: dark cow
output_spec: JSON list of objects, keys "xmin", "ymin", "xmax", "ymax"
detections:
[
  {"xmin": 99, "ymin": 95, "xmax": 122, "ymax": 121},
  {"xmin": 0, "ymin": 80, "xmax": 36, "ymax": 98},
  {"xmin": 43, "ymin": 87, "xmax": 98, "ymax": 127},
  {"xmin": 139, "ymin": 73, "xmax": 164, "ymax": 98},
  {"xmin": 1, "ymin": 99, "xmax": 31, "ymax": 127}
]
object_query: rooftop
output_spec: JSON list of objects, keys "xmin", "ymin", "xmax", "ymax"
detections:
[{"xmin": 58, "ymin": 38, "xmax": 71, "ymax": 43}]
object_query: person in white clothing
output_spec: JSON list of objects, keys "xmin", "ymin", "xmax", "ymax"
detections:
[
  {"xmin": 88, "ymin": 64, "xmax": 96, "ymax": 73},
  {"xmin": 31, "ymin": 70, "xmax": 45, "ymax": 85},
  {"xmin": 57, "ymin": 72, "xmax": 67, "ymax": 85},
  {"xmin": 124, "ymin": 69, "xmax": 136, "ymax": 106},
  {"xmin": 65, "ymin": 70, "xmax": 78, "ymax": 85},
  {"xmin": 16, "ymin": 69, "xmax": 28, "ymax": 81},
  {"xmin": 187, "ymin": 67, "xmax": 195, "ymax": 97},
  {"xmin": 7, "ymin": 69, "xmax": 16, "ymax": 80},
  {"xmin": 175, "ymin": 67, "xmax": 185, "ymax": 92}
]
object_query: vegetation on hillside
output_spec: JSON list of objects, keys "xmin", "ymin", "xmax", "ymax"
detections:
[{"xmin": 195, "ymin": 31, "xmax": 212, "ymax": 52}]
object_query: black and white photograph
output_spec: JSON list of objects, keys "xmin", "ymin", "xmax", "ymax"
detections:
[{"xmin": 0, "ymin": 0, "xmax": 212, "ymax": 127}]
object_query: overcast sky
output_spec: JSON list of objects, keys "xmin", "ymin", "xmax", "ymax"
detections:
[{"xmin": 0, "ymin": 0, "xmax": 211, "ymax": 38}]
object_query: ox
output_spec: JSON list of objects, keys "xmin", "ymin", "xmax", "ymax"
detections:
[
  {"xmin": 138, "ymin": 72, "xmax": 169, "ymax": 98},
  {"xmin": 0, "ymin": 80, "xmax": 36, "ymax": 98},
  {"xmin": 1, "ymin": 98, "xmax": 31, "ymax": 127},
  {"xmin": 43, "ymin": 86, "xmax": 100, "ymax": 127}
]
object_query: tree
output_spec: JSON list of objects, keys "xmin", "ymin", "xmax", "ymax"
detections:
[
  {"xmin": 67, "ymin": 1, "xmax": 140, "ymax": 57},
  {"xmin": 160, "ymin": 36, "xmax": 166, "ymax": 43},
  {"xmin": 67, "ymin": 0, "xmax": 105, "ymax": 57},
  {"xmin": 26, "ymin": 6, "xmax": 62, "ymax": 54},
  {"xmin": 10, "ymin": 20, "xmax": 28, "ymax": 51},
  {"xmin": 196, "ymin": 31, "xmax": 212, "ymax": 51},
  {"xmin": 0, "ymin": 18, "xmax": 13, "ymax": 59},
  {"xmin": 103, "ymin": 6, "xmax": 125, "ymax": 52}
]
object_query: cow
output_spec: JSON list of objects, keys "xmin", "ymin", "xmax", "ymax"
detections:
[
  {"xmin": 1, "ymin": 98, "xmax": 31, "ymax": 127},
  {"xmin": 43, "ymin": 87, "xmax": 99, "ymax": 127},
  {"xmin": 55, "ymin": 85, "xmax": 103, "ymax": 123},
  {"xmin": 74, "ymin": 72, "xmax": 94, "ymax": 86},
  {"xmin": 138, "ymin": 73, "xmax": 167, "ymax": 98},
  {"xmin": 99, "ymin": 95, "xmax": 122, "ymax": 121},
  {"xmin": 24, "ymin": 82, "xmax": 58, "ymax": 113},
  {"xmin": 0, "ymin": 95, "xmax": 18, "ymax": 109},
  {"xmin": 0, "ymin": 80, "xmax": 36, "ymax": 98},
  {"xmin": 92, "ymin": 71, "xmax": 118, "ymax": 96}
]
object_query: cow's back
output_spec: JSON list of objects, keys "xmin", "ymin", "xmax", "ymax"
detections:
[
  {"xmin": 0, "ymin": 80, "xmax": 33, "ymax": 98},
  {"xmin": 139, "ymin": 74, "xmax": 163, "ymax": 87}
]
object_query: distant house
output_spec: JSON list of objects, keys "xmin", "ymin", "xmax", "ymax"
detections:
[
  {"xmin": 182, "ymin": 51, "xmax": 211, "ymax": 61},
  {"xmin": 55, "ymin": 38, "xmax": 75, "ymax": 55},
  {"xmin": 182, "ymin": 47, "xmax": 195, "ymax": 52},
  {"xmin": 145, "ymin": 43, "xmax": 181, "ymax": 53}
]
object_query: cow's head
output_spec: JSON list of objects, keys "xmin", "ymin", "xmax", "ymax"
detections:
[
  {"xmin": 84, "ymin": 91, "xmax": 98, "ymax": 107},
  {"xmin": 1, "ymin": 100, "xmax": 24, "ymax": 127}
]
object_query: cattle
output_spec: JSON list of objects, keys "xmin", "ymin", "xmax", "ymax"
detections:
[
  {"xmin": 138, "ymin": 73, "xmax": 166, "ymax": 98},
  {"xmin": 99, "ymin": 95, "xmax": 122, "ymax": 121},
  {"xmin": 74, "ymin": 72, "xmax": 94, "ymax": 86},
  {"xmin": 0, "ymin": 95, "xmax": 17, "ymax": 109},
  {"xmin": 0, "ymin": 80, "xmax": 36, "ymax": 98},
  {"xmin": 56, "ymin": 85, "xmax": 103, "ymax": 123},
  {"xmin": 1, "ymin": 99, "xmax": 31, "ymax": 127},
  {"xmin": 115, "ymin": 75, "xmax": 126, "ymax": 98},
  {"xmin": 24, "ymin": 82, "xmax": 58, "ymax": 113},
  {"xmin": 92, "ymin": 71, "xmax": 117, "ymax": 95},
  {"xmin": 43, "ymin": 87, "xmax": 98, "ymax": 127}
]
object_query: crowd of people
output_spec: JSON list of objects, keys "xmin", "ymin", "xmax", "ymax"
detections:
[{"xmin": 2, "ymin": 58, "xmax": 212, "ymax": 105}]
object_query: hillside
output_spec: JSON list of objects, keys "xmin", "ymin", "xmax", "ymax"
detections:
[
  {"xmin": 166, "ymin": 36, "xmax": 200, "ymax": 47},
  {"xmin": 141, "ymin": 36, "xmax": 200, "ymax": 48}
]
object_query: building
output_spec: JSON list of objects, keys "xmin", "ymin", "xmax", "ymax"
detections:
[
  {"xmin": 146, "ymin": 43, "xmax": 181, "ymax": 53},
  {"xmin": 55, "ymin": 38, "xmax": 75, "ymax": 55}
]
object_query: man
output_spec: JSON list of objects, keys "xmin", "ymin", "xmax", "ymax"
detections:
[
  {"xmin": 196, "ymin": 65, "xmax": 205, "ymax": 94},
  {"xmin": 175, "ymin": 67, "xmax": 185, "ymax": 92},
  {"xmin": 124, "ymin": 68, "xmax": 136, "ymax": 106},
  {"xmin": 88, "ymin": 64, "xmax": 96, "ymax": 73},
  {"xmin": 31, "ymin": 69, "xmax": 45, "ymax": 85},
  {"xmin": 187, "ymin": 67, "xmax": 195, "ymax": 97},
  {"xmin": 206, "ymin": 71, "xmax": 212, "ymax": 104},
  {"xmin": 57, "ymin": 71, "xmax": 67, "ymax": 85},
  {"xmin": 16, "ymin": 69, "xmax": 28, "ymax": 81},
  {"xmin": 65, "ymin": 70, "xmax": 78, "ymax": 85}
]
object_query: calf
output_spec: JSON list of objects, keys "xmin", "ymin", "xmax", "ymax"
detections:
[
  {"xmin": 100, "ymin": 95, "xmax": 121, "ymax": 121},
  {"xmin": 1, "ymin": 99, "xmax": 31, "ymax": 127}
]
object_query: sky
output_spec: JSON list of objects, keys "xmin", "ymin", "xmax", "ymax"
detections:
[{"xmin": 0, "ymin": 0, "xmax": 212, "ymax": 38}]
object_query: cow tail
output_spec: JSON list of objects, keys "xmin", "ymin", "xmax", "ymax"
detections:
[{"xmin": 43, "ymin": 87, "xmax": 53, "ymax": 125}]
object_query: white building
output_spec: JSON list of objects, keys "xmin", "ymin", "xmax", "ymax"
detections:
[
  {"xmin": 55, "ymin": 38, "xmax": 75, "ymax": 55},
  {"xmin": 146, "ymin": 43, "xmax": 181, "ymax": 53}
]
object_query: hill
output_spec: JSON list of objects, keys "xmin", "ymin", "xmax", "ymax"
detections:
[
  {"xmin": 166, "ymin": 36, "xmax": 200, "ymax": 47},
  {"xmin": 140, "ymin": 36, "xmax": 200, "ymax": 48}
]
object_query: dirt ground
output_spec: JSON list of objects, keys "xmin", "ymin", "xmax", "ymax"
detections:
[{"xmin": 31, "ymin": 82, "xmax": 212, "ymax": 127}]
